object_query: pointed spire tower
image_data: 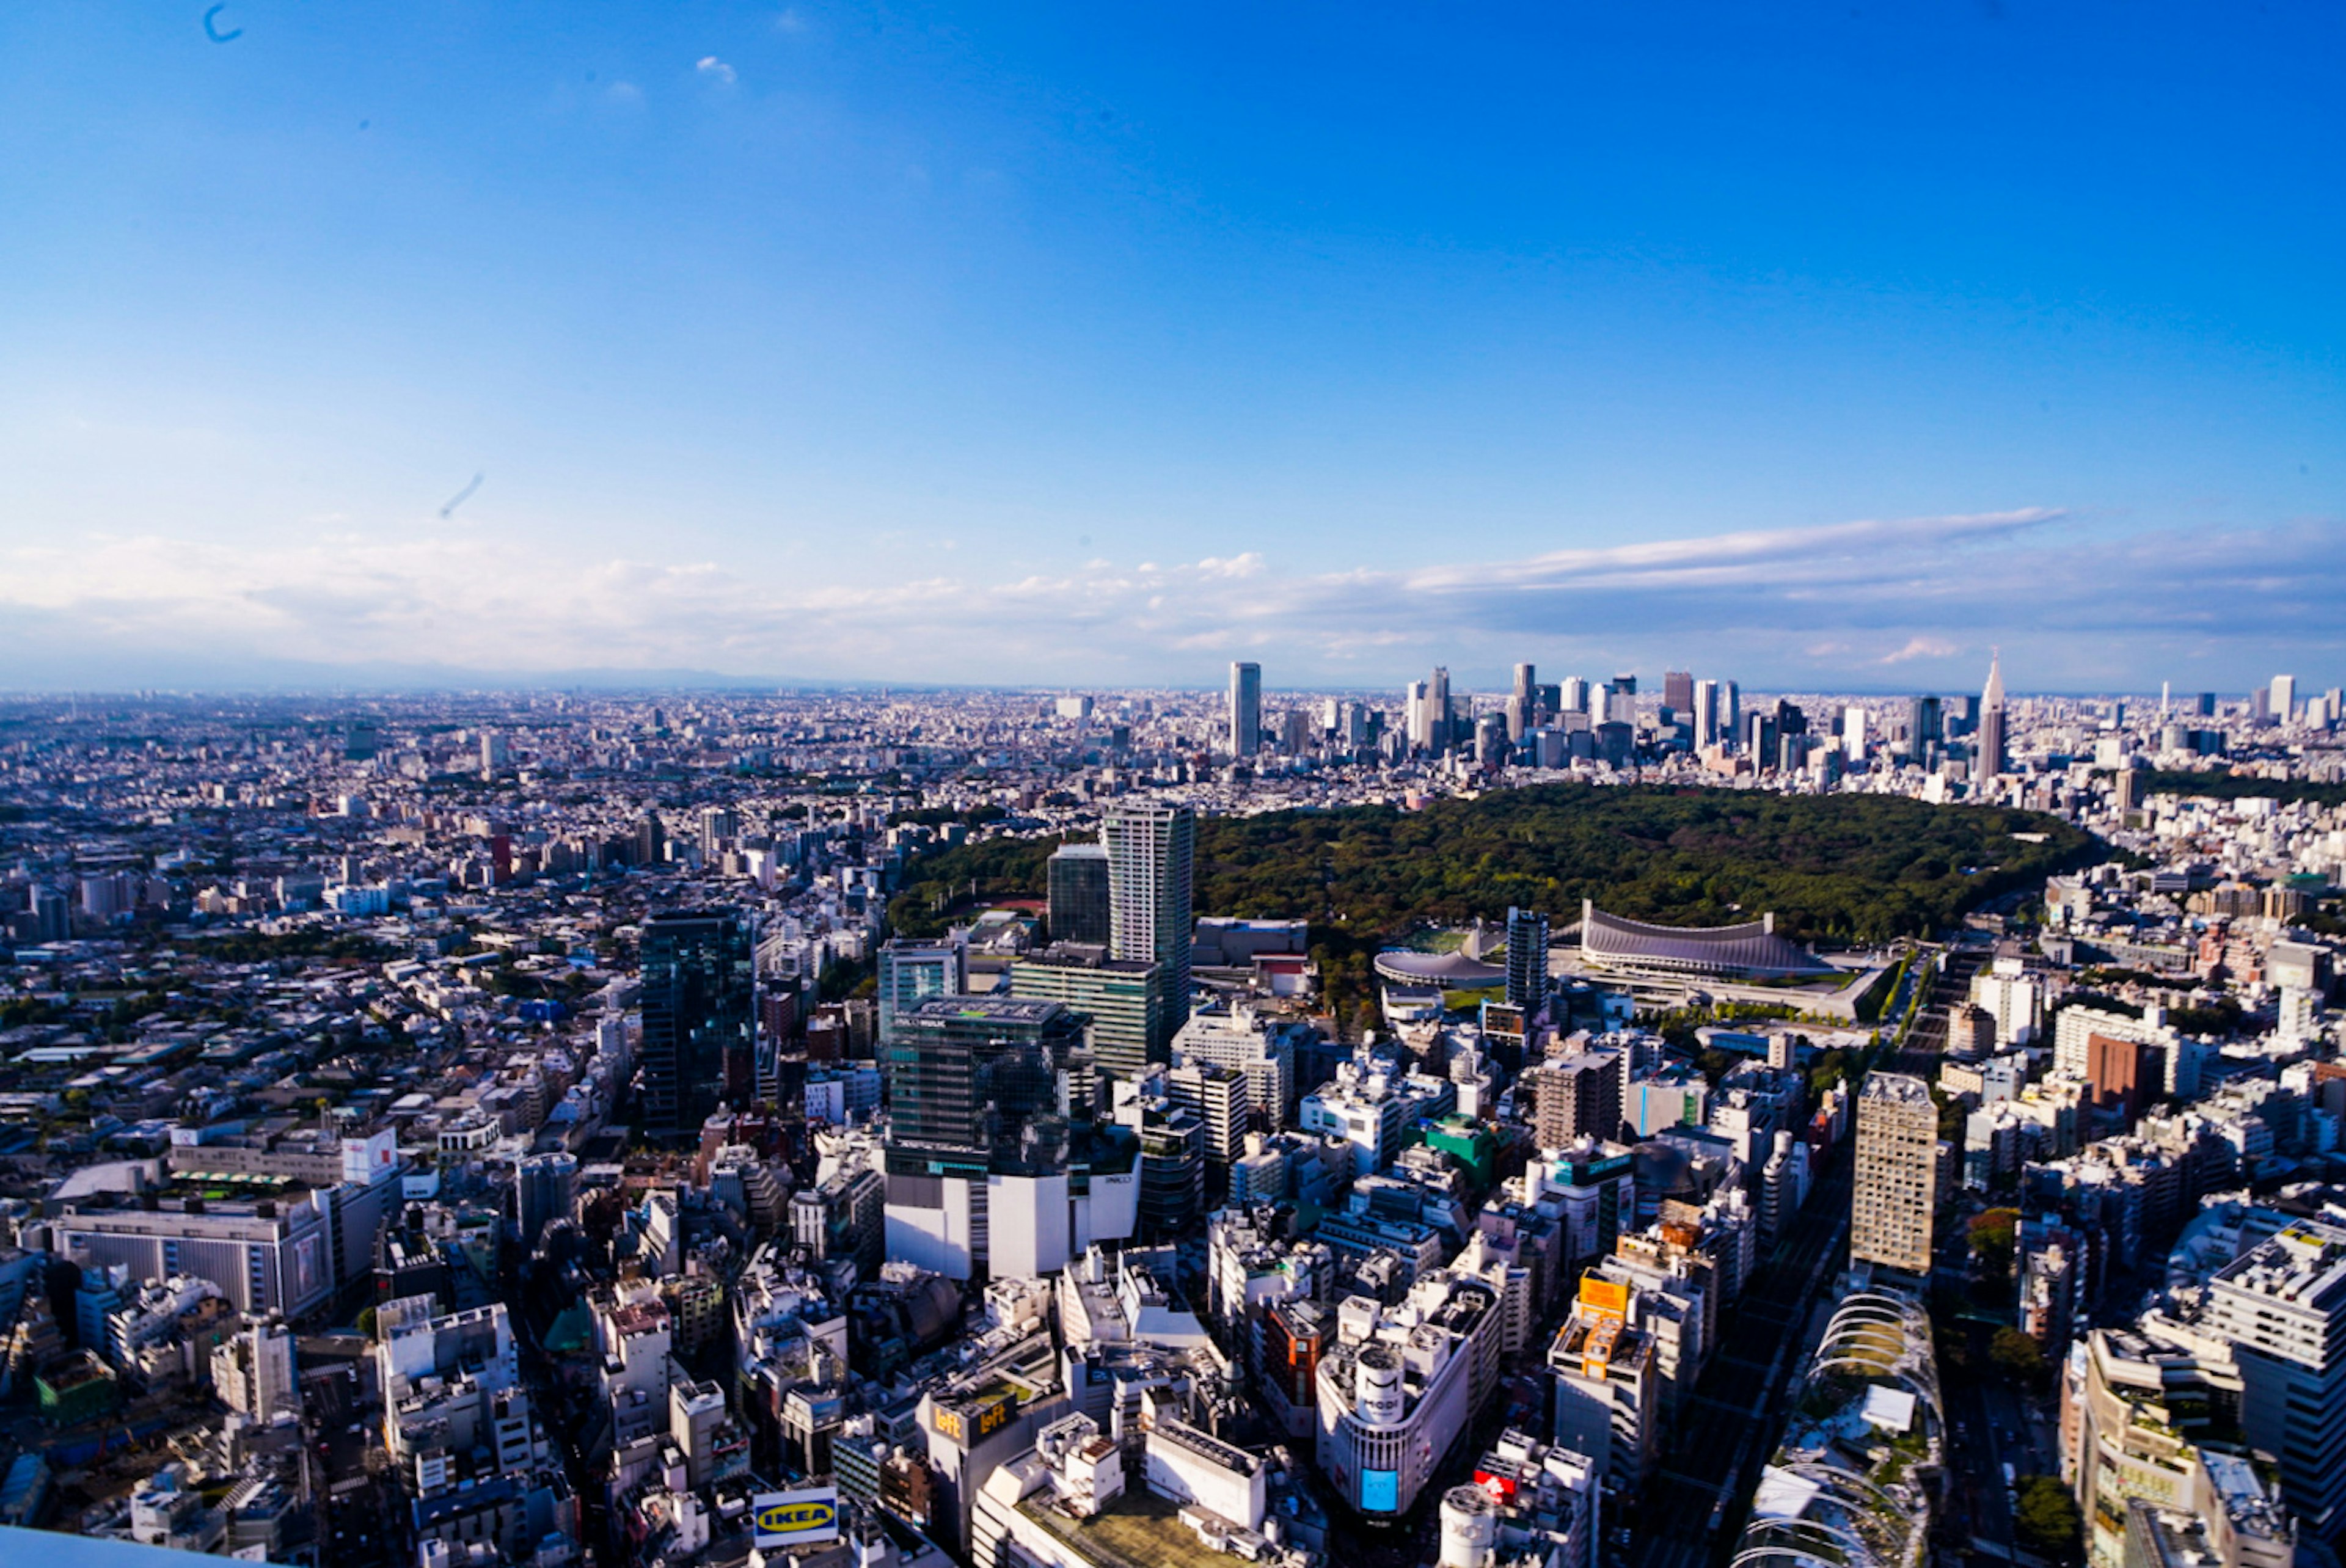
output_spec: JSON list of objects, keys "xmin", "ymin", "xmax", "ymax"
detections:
[{"xmin": 1976, "ymin": 649, "xmax": 2008, "ymax": 779}]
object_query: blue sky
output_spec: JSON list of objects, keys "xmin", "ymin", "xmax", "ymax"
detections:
[{"xmin": 2, "ymin": 2, "xmax": 2340, "ymax": 692}]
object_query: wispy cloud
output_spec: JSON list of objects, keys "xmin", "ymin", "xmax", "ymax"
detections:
[
  {"xmin": 695, "ymin": 56, "xmax": 737, "ymax": 86},
  {"xmin": 2, "ymin": 509, "xmax": 2341, "ymax": 689},
  {"xmin": 1880, "ymin": 636, "xmax": 1960, "ymax": 665}
]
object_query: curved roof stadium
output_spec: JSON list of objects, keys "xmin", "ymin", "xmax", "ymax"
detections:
[
  {"xmin": 1372, "ymin": 949, "xmax": 1507, "ymax": 988},
  {"xmin": 1578, "ymin": 899, "xmax": 1840, "ymax": 981}
]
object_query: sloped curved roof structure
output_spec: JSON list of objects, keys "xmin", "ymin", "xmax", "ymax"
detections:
[
  {"xmin": 1372, "ymin": 948, "xmax": 1508, "ymax": 987},
  {"xmin": 1579, "ymin": 900, "xmax": 1840, "ymax": 980}
]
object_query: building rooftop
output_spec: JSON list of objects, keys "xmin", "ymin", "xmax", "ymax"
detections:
[{"xmin": 1020, "ymin": 1488, "xmax": 1245, "ymax": 1568}]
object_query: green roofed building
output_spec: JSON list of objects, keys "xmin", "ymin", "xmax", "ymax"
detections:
[{"xmin": 1422, "ymin": 1113, "xmax": 1497, "ymax": 1189}]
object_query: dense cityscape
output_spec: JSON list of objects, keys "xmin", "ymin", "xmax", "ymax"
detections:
[{"xmin": 0, "ymin": 657, "xmax": 2340, "ymax": 1568}]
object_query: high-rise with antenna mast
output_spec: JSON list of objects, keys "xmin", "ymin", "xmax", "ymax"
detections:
[{"xmin": 1976, "ymin": 649, "xmax": 2008, "ymax": 779}]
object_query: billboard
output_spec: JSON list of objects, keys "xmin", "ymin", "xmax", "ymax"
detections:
[
  {"xmin": 1359, "ymin": 1469, "xmax": 1400, "ymax": 1513},
  {"xmin": 753, "ymin": 1488, "xmax": 841, "ymax": 1548}
]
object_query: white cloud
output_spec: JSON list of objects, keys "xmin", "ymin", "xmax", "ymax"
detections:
[
  {"xmin": 2, "ymin": 509, "xmax": 2341, "ymax": 689},
  {"xmin": 695, "ymin": 56, "xmax": 737, "ymax": 85},
  {"xmin": 1880, "ymin": 636, "xmax": 1960, "ymax": 665}
]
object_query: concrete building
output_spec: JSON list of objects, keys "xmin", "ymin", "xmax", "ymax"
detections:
[
  {"xmin": 2201, "ymin": 1220, "xmax": 2346, "ymax": 1536},
  {"xmin": 1851, "ymin": 1073, "xmax": 1937, "ymax": 1280}
]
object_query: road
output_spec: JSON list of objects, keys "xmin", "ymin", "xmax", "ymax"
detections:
[{"xmin": 1628, "ymin": 1145, "xmax": 1854, "ymax": 1568}]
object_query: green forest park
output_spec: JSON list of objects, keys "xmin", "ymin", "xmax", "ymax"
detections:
[{"xmin": 888, "ymin": 784, "xmax": 2097, "ymax": 1022}]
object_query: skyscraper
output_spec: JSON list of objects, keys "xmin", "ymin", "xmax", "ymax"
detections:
[
  {"xmin": 1047, "ymin": 842, "xmax": 1111, "ymax": 945},
  {"xmin": 1722, "ymin": 680, "xmax": 1741, "ymax": 748},
  {"xmin": 1906, "ymin": 695, "xmax": 1942, "ymax": 760},
  {"xmin": 1103, "ymin": 801, "xmax": 1196, "ymax": 1046},
  {"xmin": 1692, "ymin": 679, "xmax": 1720, "ymax": 749},
  {"xmin": 1405, "ymin": 680, "xmax": 1431, "ymax": 750},
  {"xmin": 2270, "ymin": 674, "xmax": 2297, "ymax": 725},
  {"xmin": 1228, "ymin": 661, "xmax": 1262, "ymax": 757},
  {"xmin": 1513, "ymin": 663, "xmax": 1536, "ymax": 712},
  {"xmin": 1428, "ymin": 666, "xmax": 1453, "ymax": 751},
  {"xmin": 639, "ymin": 909, "xmax": 756, "ymax": 1140},
  {"xmin": 1604, "ymin": 674, "xmax": 1637, "ymax": 726},
  {"xmin": 1975, "ymin": 652, "xmax": 2008, "ymax": 779},
  {"xmin": 1851, "ymin": 1073, "xmax": 1937, "ymax": 1278},
  {"xmin": 1504, "ymin": 906, "xmax": 1549, "ymax": 1013},
  {"xmin": 1560, "ymin": 676, "xmax": 1590, "ymax": 717},
  {"xmin": 1662, "ymin": 671, "xmax": 1694, "ymax": 716}
]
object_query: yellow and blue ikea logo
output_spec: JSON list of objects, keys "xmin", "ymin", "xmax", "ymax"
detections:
[{"xmin": 753, "ymin": 1490, "xmax": 841, "ymax": 1547}]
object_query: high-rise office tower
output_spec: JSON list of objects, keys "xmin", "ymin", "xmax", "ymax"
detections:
[
  {"xmin": 1841, "ymin": 706, "xmax": 1868, "ymax": 762},
  {"xmin": 1428, "ymin": 666, "xmax": 1453, "ymax": 751},
  {"xmin": 1104, "ymin": 802, "xmax": 1196, "ymax": 1044},
  {"xmin": 2270, "ymin": 674, "xmax": 2297, "ymax": 725},
  {"xmin": 1405, "ymin": 680, "xmax": 1432, "ymax": 749},
  {"xmin": 1692, "ymin": 679, "xmax": 1721, "ymax": 749},
  {"xmin": 1605, "ymin": 674, "xmax": 1638, "ymax": 726},
  {"xmin": 1228, "ymin": 662, "xmax": 1262, "ymax": 757},
  {"xmin": 1906, "ymin": 695, "xmax": 1942, "ymax": 759},
  {"xmin": 640, "ymin": 909, "xmax": 756, "ymax": 1139},
  {"xmin": 1513, "ymin": 663, "xmax": 1537, "ymax": 715},
  {"xmin": 1851, "ymin": 1073, "xmax": 1937, "ymax": 1278},
  {"xmin": 1504, "ymin": 906, "xmax": 1549, "ymax": 1013},
  {"xmin": 877, "ymin": 938, "xmax": 969, "ymax": 1046},
  {"xmin": 1976, "ymin": 653, "xmax": 2008, "ymax": 778},
  {"xmin": 1722, "ymin": 680, "xmax": 1741, "ymax": 747},
  {"xmin": 1047, "ymin": 842, "xmax": 1111, "ymax": 945},
  {"xmin": 1560, "ymin": 676, "xmax": 1590, "ymax": 717},
  {"xmin": 2194, "ymin": 691, "xmax": 2216, "ymax": 718},
  {"xmin": 1662, "ymin": 671, "xmax": 1694, "ymax": 716}
]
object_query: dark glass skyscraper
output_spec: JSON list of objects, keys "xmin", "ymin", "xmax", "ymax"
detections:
[
  {"xmin": 638, "ymin": 908, "xmax": 755, "ymax": 1140},
  {"xmin": 1047, "ymin": 842, "xmax": 1111, "ymax": 945}
]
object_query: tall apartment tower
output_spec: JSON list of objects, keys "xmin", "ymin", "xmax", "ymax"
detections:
[
  {"xmin": 1046, "ymin": 842, "xmax": 1111, "ymax": 945},
  {"xmin": 1229, "ymin": 662, "xmax": 1262, "ymax": 758},
  {"xmin": 639, "ymin": 909, "xmax": 756, "ymax": 1140},
  {"xmin": 1103, "ymin": 802, "xmax": 1196, "ymax": 1043},
  {"xmin": 1851, "ymin": 1073, "xmax": 1938, "ymax": 1278},
  {"xmin": 1504, "ymin": 905, "xmax": 1550, "ymax": 1013},
  {"xmin": 1975, "ymin": 652, "xmax": 2009, "ymax": 779}
]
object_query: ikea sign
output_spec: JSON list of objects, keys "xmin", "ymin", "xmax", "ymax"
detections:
[{"xmin": 753, "ymin": 1488, "xmax": 841, "ymax": 1548}]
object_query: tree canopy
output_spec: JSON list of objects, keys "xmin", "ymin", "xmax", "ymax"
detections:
[
  {"xmin": 891, "ymin": 783, "xmax": 2093, "ymax": 949},
  {"xmin": 886, "ymin": 785, "xmax": 2095, "ymax": 1027}
]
